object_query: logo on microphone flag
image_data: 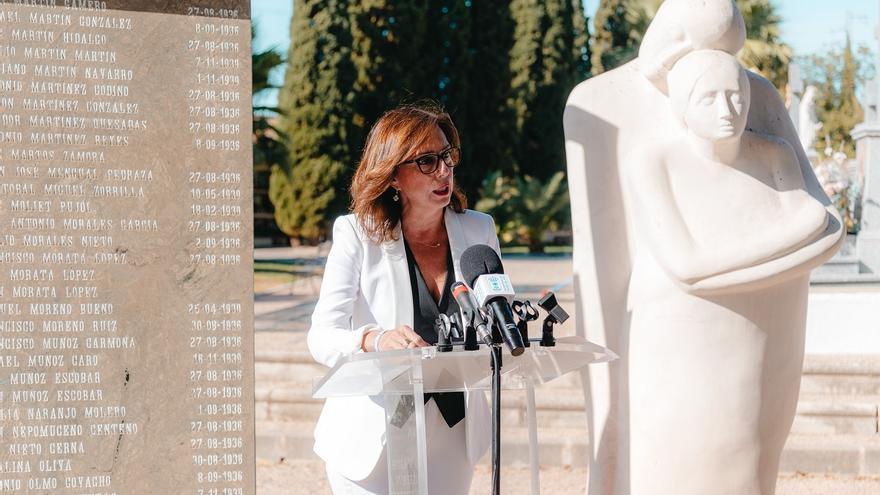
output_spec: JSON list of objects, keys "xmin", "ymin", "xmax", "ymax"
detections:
[{"xmin": 473, "ymin": 273, "xmax": 514, "ymax": 306}]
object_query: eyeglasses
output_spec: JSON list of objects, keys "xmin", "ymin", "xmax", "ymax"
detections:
[{"xmin": 397, "ymin": 146, "xmax": 460, "ymax": 175}]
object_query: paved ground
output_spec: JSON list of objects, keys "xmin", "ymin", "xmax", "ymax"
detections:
[
  {"xmin": 253, "ymin": 247, "xmax": 880, "ymax": 494},
  {"xmin": 256, "ymin": 459, "xmax": 880, "ymax": 494}
]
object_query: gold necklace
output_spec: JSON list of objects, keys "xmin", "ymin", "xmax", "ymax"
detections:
[
  {"xmin": 402, "ymin": 220, "xmax": 446, "ymax": 248},
  {"xmin": 405, "ymin": 231, "xmax": 446, "ymax": 249},
  {"xmin": 411, "ymin": 239, "xmax": 444, "ymax": 248},
  {"xmin": 408, "ymin": 236, "xmax": 445, "ymax": 248}
]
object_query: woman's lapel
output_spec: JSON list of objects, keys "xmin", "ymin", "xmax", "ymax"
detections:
[
  {"xmin": 445, "ymin": 209, "xmax": 467, "ymax": 283},
  {"xmin": 383, "ymin": 225, "xmax": 413, "ymax": 327},
  {"xmin": 384, "ymin": 210, "xmax": 467, "ymax": 327}
]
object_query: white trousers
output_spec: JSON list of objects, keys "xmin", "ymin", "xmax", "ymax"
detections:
[{"xmin": 325, "ymin": 399, "xmax": 475, "ymax": 495}]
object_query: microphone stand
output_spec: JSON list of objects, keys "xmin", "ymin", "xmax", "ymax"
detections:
[
  {"xmin": 487, "ymin": 300, "xmax": 540, "ymax": 494},
  {"xmin": 489, "ymin": 331, "xmax": 503, "ymax": 495}
]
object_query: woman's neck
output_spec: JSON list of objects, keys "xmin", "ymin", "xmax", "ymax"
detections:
[{"xmin": 401, "ymin": 206, "xmax": 445, "ymax": 239}]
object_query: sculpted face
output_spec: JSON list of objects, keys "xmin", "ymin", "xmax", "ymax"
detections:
[
  {"xmin": 668, "ymin": 50, "xmax": 750, "ymax": 142},
  {"xmin": 684, "ymin": 64, "xmax": 749, "ymax": 141}
]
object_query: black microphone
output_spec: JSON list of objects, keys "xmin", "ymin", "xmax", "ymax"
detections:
[
  {"xmin": 451, "ymin": 282, "xmax": 492, "ymax": 346},
  {"xmin": 460, "ymin": 245, "xmax": 525, "ymax": 357}
]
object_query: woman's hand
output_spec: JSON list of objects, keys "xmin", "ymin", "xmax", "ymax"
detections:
[{"xmin": 363, "ymin": 325, "xmax": 429, "ymax": 352}]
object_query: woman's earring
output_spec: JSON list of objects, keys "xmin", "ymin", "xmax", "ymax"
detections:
[{"xmin": 393, "ymin": 189, "xmax": 400, "ymax": 202}]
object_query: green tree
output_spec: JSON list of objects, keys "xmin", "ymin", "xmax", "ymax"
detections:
[
  {"xmin": 418, "ymin": 1, "xmax": 472, "ymax": 107},
  {"xmin": 575, "ymin": 9, "xmax": 592, "ymax": 80},
  {"xmin": 591, "ymin": 0, "xmax": 642, "ymax": 74},
  {"xmin": 476, "ymin": 171, "xmax": 570, "ymax": 252},
  {"xmin": 510, "ymin": 0, "xmax": 591, "ymax": 180},
  {"xmin": 252, "ymin": 25, "xmax": 284, "ymax": 100},
  {"xmin": 273, "ymin": 0, "xmax": 358, "ymax": 242},
  {"xmin": 802, "ymin": 37, "xmax": 873, "ymax": 157},
  {"xmin": 348, "ymin": 0, "xmax": 428, "ymax": 134},
  {"xmin": 736, "ymin": 0, "xmax": 791, "ymax": 91},
  {"xmin": 835, "ymin": 36, "xmax": 863, "ymax": 154},
  {"xmin": 458, "ymin": 0, "xmax": 517, "ymax": 200},
  {"xmin": 273, "ymin": 0, "xmax": 592, "ymax": 241},
  {"xmin": 412, "ymin": 1, "xmax": 477, "ymax": 196},
  {"xmin": 252, "ymin": 26, "xmax": 287, "ymax": 240}
]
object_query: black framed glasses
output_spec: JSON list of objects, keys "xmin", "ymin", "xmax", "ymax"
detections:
[{"xmin": 397, "ymin": 146, "xmax": 460, "ymax": 175}]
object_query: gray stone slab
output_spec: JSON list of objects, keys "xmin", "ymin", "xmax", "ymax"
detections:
[{"xmin": 0, "ymin": 2, "xmax": 254, "ymax": 493}]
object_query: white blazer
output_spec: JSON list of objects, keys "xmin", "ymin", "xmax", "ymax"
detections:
[{"xmin": 308, "ymin": 209, "xmax": 497, "ymax": 481}]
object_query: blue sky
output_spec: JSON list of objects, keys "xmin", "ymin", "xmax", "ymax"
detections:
[{"xmin": 252, "ymin": 0, "xmax": 879, "ymax": 105}]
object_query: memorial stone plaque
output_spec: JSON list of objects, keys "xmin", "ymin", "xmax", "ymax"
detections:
[{"xmin": 0, "ymin": 1, "xmax": 254, "ymax": 493}]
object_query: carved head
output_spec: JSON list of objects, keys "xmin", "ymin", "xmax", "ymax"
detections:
[
  {"xmin": 668, "ymin": 50, "xmax": 750, "ymax": 142},
  {"xmin": 638, "ymin": 0, "xmax": 745, "ymax": 94},
  {"xmin": 802, "ymin": 85, "xmax": 817, "ymax": 104}
]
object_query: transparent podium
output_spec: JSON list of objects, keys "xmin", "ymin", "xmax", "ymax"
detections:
[{"xmin": 312, "ymin": 336, "xmax": 617, "ymax": 494}]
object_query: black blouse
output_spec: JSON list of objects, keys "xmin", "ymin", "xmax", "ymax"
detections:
[{"xmin": 403, "ymin": 239, "xmax": 466, "ymax": 428}]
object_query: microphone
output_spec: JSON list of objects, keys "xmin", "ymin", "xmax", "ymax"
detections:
[
  {"xmin": 451, "ymin": 282, "xmax": 492, "ymax": 346},
  {"xmin": 460, "ymin": 245, "xmax": 525, "ymax": 357}
]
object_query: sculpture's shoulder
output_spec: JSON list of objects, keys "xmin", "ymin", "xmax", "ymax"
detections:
[
  {"xmin": 625, "ymin": 137, "xmax": 677, "ymax": 170},
  {"xmin": 620, "ymin": 138, "xmax": 679, "ymax": 196},
  {"xmin": 745, "ymin": 71, "xmax": 793, "ymax": 133},
  {"xmin": 565, "ymin": 60, "xmax": 642, "ymax": 116},
  {"xmin": 746, "ymin": 70, "xmax": 781, "ymax": 101},
  {"xmin": 742, "ymin": 130, "xmax": 796, "ymax": 162},
  {"xmin": 566, "ymin": 76, "xmax": 607, "ymax": 108}
]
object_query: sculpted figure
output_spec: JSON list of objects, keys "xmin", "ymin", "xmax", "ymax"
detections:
[
  {"xmin": 562, "ymin": 1, "xmax": 844, "ymax": 494},
  {"xmin": 798, "ymin": 85, "xmax": 821, "ymax": 155},
  {"xmin": 623, "ymin": 51, "xmax": 838, "ymax": 494}
]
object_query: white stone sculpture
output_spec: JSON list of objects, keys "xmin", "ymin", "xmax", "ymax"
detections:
[
  {"xmin": 798, "ymin": 85, "xmax": 821, "ymax": 156},
  {"xmin": 562, "ymin": 1, "xmax": 845, "ymax": 494}
]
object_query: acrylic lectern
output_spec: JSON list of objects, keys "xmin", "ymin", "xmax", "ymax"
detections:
[{"xmin": 312, "ymin": 336, "xmax": 616, "ymax": 494}]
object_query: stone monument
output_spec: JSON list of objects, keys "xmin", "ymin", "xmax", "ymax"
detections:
[
  {"xmin": 563, "ymin": 1, "xmax": 844, "ymax": 494},
  {"xmin": 798, "ymin": 85, "xmax": 821, "ymax": 160},
  {"xmin": 852, "ymin": 0, "xmax": 880, "ymax": 277},
  {"xmin": 0, "ymin": 1, "xmax": 254, "ymax": 493},
  {"xmin": 787, "ymin": 62, "xmax": 802, "ymax": 134}
]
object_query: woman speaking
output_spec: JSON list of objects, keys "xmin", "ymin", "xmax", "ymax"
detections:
[{"xmin": 308, "ymin": 104, "xmax": 497, "ymax": 494}]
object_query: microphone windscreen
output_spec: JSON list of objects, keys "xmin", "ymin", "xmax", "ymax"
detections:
[{"xmin": 460, "ymin": 244, "xmax": 504, "ymax": 287}]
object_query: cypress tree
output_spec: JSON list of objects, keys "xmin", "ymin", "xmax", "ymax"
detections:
[
  {"xmin": 736, "ymin": 0, "xmax": 792, "ymax": 92},
  {"xmin": 460, "ymin": 0, "xmax": 517, "ymax": 199},
  {"xmin": 251, "ymin": 25, "xmax": 287, "ymax": 240},
  {"xmin": 835, "ymin": 36, "xmax": 863, "ymax": 154},
  {"xmin": 510, "ymin": 0, "xmax": 590, "ymax": 180},
  {"xmin": 415, "ymin": 0, "xmax": 472, "ymax": 110},
  {"xmin": 347, "ymin": 1, "xmax": 478, "ymax": 195},
  {"xmin": 814, "ymin": 36, "xmax": 864, "ymax": 157},
  {"xmin": 573, "ymin": 2, "xmax": 591, "ymax": 80},
  {"xmin": 348, "ymin": 0, "xmax": 428, "ymax": 132},
  {"xmin": 272, "ymin": 0, "xmax": 594, "ymax": 240},
  {"xmin": 417, "ymin": 1, "xmax": 473, "ymax": 183},
  {"xmin": 591, "ymin": 0, "xmax": 640, "ymax": 74},
  {"xmin": 272, "ymin": 0, "xmax": 357, "ymax": 242}
]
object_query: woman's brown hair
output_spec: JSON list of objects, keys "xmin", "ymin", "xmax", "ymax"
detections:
[{"xmin": 350, "ymin": 103, "xmax": 467, "ymax": 243}]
